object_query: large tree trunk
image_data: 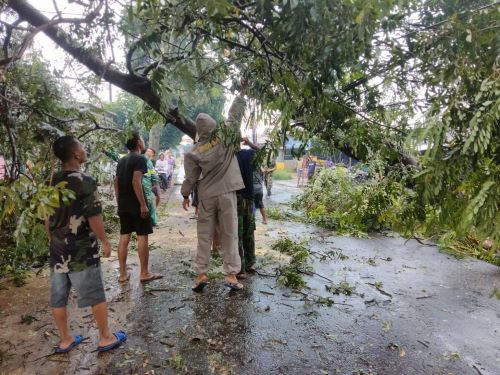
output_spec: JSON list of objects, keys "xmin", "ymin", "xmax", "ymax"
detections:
[{"xmin": 148, "ymin": 123, "xmax": 162, "ymax": 153}]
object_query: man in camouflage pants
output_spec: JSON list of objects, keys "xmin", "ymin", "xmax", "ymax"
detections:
[
  {"xmin": 263, "ymin": 157, "xmax": 276, "ymax": 197},
  {"xmin": 236, "ymin": 137, "xmax": 259, "ymax": 275}
]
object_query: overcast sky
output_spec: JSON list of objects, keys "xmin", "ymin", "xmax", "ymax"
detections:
[{"xmin": 28, "ymin": 0, "xmax": 124, "ymax": 102}]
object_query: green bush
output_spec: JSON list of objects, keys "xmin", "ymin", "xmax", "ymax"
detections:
[
  {"xmin": 0, "ymin": 223, "xmax": 48, "ymax": 284},
  {"xmin": 293, "ymin": 167, "xmax": 499, "ymax": 265},
  {"xmin": 0, "ymin": 173, "xmax": 74, "ymax": 281},
  {"xmin": 293, "ymin": 167, "xmax": 412, "ymax": 235},
  {"xmin": 273, "ymin": 169, "xmax": 293, "ymax": 180}
]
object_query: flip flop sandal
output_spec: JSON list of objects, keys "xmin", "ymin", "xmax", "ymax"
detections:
[
  {"xmin": 140, "ymin": 274, "xmax": 163, "ymax": 283},
  {"xmin": 191, "ymin": 280, "xmax": 209, "ymax": 292},
  {"xmin": 54, "ymin": 335, "xmax": 82, "ymax": 353},
  {"xmin": 97, "ymin": 331, "xmax": 127, "ymax": 352},
  {"xmin": 224, "ymin": 282, "xmax": 244, "ymax": 291}
]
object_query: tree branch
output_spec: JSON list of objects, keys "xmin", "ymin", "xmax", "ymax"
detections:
[
  {"xmin": 1, "ymin": 19, "xmax": 23, "ymax": 60},
  {"xmin": 78, "ymin": 123, "xmax": 120, "ymax": 138},
  {"xmin": 7, "ymin": 0, "xmax": 196, "ymax": 139},
  {"xmin": 196, "ymin": 26, "xmax": 261, "ymax": 56},
  {"xmin": 1, "ymin": 99, "xmax": 19, "ymax": 179},
  {"xmin": 330, "ymin": 97, "xmax": 407, "ymax": 135},
  {"xmin": 1, "ymin": 1, "xmax": 105, "ymax": 67}
]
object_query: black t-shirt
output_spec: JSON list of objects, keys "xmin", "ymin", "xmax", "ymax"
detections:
[
  {"xmin": 116, "ymin": 152, "xmax": 147, "ymax": 214},
  {"xmin": 236, "ymin": 149, "xmax": 255, "ymax": 200}
]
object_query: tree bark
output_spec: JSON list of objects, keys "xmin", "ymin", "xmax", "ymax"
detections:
[{"xmin": 148, "ymin": 123, "xmax": 162, "ymax": 153}]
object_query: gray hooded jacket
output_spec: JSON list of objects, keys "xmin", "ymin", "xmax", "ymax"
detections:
[{"xmin": 180, "ymin": 96, "xmax": 246, "ymax": 200}]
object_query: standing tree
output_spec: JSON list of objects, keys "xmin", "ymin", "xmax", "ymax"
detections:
[{"xmin": 2, "ymin": 0, "xmax": 498, "ymax": 242}]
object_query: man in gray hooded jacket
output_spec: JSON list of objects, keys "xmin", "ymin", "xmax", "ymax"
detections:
[{"xmin": 180, "ymin": 94, "xmax": 246, "ymax": 291}]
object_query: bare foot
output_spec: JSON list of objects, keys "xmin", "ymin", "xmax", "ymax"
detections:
[
  {"xmin": 192, "ymin": 273, "xmax": 209, "ymax": 291},
  {"xmin": 98, "ymin": 333, "xmax": 117, "ymax": 348},
  {"xmin": 118, "ymin": 273, "xmax": 130, "ymax": 283},
  {"xmin": 140, "ymin": 273, "xmax": 163, "ymax": 282},
  {"xmin": 194, "ymin": 273, "xmax": 208, "ymax": 284},
  {"xmin": 262, "ymin": 220, "xmax": 268, "ymax": 224},
  {"xmin": 58, "ymin": 335, "xmax": 76, "ymax": 350},
  {"xmin": 225, "ymin": 273, "xmax": 238, "ymax": 284}
]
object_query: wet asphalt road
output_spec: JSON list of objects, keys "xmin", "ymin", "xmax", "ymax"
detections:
[
  {"xmin": 102, "ymin": 181, "xmax": 500, "ymax": 375},
  {"xmin": 0, "ymin": 181, "xmax": 499, "ymax": 375}
]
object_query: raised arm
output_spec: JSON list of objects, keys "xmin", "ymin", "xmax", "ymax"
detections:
[
  {"xmin": 241, "ymin": 136, "xmax": 260, "ymax": 150},
  {"xmin": 226, "ymin": 95, "xmax": 247, "ymax": 131}
]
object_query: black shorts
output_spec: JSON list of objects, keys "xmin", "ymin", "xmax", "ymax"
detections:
[
  {"xmin": 254, "ymin": 192, "xmax": 264, "ymax": 209},
  {"xmin": 118, "ymin": 212, "xmax": 153, "ymax": 235}
]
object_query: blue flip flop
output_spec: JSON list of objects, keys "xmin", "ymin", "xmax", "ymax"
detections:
[
  {"xmin": 97, "ymin": 330, "xmax": 127, "ymax": 352},
  {"xmin": 54, "ymin": 335, "xmax": 82, "ymax": 353}
]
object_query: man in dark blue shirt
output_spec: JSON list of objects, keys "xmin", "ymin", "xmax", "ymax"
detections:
[
  {"xmin": 236, "ymin": 137, "xmax": 260, "ymax": 275},
  {"xmin": 307, "ymin": 159, "xmax": 317, "ymax": 179}
]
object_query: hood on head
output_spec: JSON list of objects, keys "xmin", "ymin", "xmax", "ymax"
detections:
[{"xmin": 195, "ymin": 113, "xmax": 216, "ymax": 141}]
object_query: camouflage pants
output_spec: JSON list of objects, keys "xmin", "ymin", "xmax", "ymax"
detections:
[
  {"xmin": 264, "ymin": 173, "xmax": 273, "ymax": 196},
  {"xmin": 237, "ymin": 195, "xmax": 255, "ymax": 273}
]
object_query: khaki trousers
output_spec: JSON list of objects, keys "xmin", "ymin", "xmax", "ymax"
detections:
[{"xmin": 196, "ymin": 191, "xmax": 241, "ymax": 274}]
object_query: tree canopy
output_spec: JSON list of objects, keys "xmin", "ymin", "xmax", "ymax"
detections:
[{"xmin": 1, "ymin": 0, "xmax": 498, "ymax": 258}]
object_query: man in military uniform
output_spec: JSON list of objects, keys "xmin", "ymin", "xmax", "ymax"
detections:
[
  {"xmin": 179, "ymin": 91, "xmax": 247, "ymax": 291},
  {"xmin": 46, "ymin": 136, "xmax": 126, "ymax": 353},
  {"xmin": 236, "ymin": 137, "xmax": 260, "ymax": 275},
  {"xmin": 263, "ymin": 157, "xmax": 276, "ymax": 197}
]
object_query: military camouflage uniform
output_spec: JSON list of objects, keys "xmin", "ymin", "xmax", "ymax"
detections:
[
  {"xmin": 263, "ymin": 159, "xmax": 276, "ymax": 197},
  {"xmin": 48, "ymin": 171, "xmax": 102, "ymax": 273},
  {"xmin": 143, "ymin": 156, "xmax": 159, "ymax": 226},
  {"xmin": 237, "ymin": 195, "xmax": 256, "ymax": 272}
]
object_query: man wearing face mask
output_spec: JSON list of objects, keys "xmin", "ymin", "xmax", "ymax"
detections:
[
  {"xmin": 177, "ymin": 89, "xmax": 247, "ymax": 292},
  {"xmin": 114, "ymin": 131, "xmax": 162, "ymax": 283}
]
